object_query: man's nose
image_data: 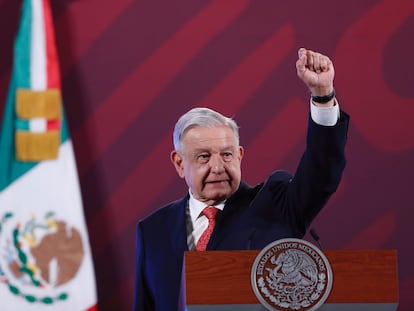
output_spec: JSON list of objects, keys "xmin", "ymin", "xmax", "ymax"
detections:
[{"xmin": 209, "ymin": 155, "xmax": 225, "ymax": 173}]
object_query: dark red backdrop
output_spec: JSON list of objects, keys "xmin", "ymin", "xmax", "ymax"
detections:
[{"xmin": 1, "ymin": 0, "xmax": 413, "ymax": 310}]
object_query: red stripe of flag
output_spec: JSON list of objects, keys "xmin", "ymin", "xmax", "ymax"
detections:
[
  {"xmin": 42, "ymin": 0, "xmax": 60, "ymax": 89},
  {"xmin": 47, "ymin": 119, "xmax": 60, "ymax": 131}
]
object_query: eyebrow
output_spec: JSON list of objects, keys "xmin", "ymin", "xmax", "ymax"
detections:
[{"xmin": 192, "ymin": 146, "xmax": 236, "ymax": 153}]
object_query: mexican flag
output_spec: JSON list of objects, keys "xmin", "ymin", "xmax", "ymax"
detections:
[{"xmin": 0, "ymin": 0, "xmax": 97, "ymax": 310}]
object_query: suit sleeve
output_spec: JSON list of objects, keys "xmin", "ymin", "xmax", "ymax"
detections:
[
  {"xmin": 260, "ymin": 110, "xmax": 349, "ymax": 237},
  {"xmin": 290, "ymin": 110, "xmax": 349, "ymax": 234}
]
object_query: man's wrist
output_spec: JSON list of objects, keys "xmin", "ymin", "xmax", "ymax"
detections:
[{"xmin": 311, "ymin": 89, "xmax": 335, "ymax": 104}]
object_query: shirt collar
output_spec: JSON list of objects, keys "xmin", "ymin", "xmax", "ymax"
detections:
[{"xmin": 188, "ymin": 190, "xmax": 225, "ymax": 223}]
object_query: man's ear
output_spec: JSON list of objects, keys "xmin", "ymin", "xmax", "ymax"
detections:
[
  {"xmin": 171, "ymin": 150, "xmax": 185, "ymax": 178},
  {"xmin": 238, "ymin": 146, "xmax": 244, "ymax": 161}
]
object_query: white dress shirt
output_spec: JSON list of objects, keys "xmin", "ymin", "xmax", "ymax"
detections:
[{"xmin": 186, "ymin": 191, "xmax": 225, "ymax": 250}]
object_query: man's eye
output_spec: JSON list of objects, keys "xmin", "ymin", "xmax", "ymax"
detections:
[
  {"xmin": 223, "ymin": 152, "xmax": 233, "ymax": 161},
  {"xmin": 197, "ymin": 154, "xmax": 210, "ymax": 162}
]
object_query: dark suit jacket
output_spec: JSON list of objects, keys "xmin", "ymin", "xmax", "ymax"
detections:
[{"xmin": 134, "ymin": 112, "xmax": 349, "ymax": 311}]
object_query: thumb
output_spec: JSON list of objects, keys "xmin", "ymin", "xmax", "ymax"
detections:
[
  {"xmin": 298, "ymin": 47, "xmax": 307, "ymax": 59},
  {"xmin": 296, "ymin": 48, "xmax": 307, "ymax": 75}
]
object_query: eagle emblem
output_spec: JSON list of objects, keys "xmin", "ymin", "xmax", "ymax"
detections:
[{"xmin": 251, "ymin": 238, "xmax": 332, "ymax": 311}]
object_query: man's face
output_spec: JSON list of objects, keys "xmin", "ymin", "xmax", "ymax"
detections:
[{"xmin": 171, "ymin": 125, "xmax": 244, "ymax": 206}]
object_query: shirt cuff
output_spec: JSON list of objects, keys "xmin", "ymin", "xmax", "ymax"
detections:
[{"xmin": 310, "ymin": 98, "xmax": 340, "ymax": 126}]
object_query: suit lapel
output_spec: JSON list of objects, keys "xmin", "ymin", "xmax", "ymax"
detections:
[
  {"xmin": 207, "ymin": 182, "xmax": 253, "ymax": 249},
  {"xmin": 170, "ymin": 195, "xmax": 190, "ymax": 256}
]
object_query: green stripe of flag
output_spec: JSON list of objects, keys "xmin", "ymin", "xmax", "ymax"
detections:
[
  {"xmin": 14, "ymin": 0, "xmax": 32, "ymax": 88},
  {"xmin": 15, "ymin": 119, "xmax": 30, "ymax": 131},
  {"xmin": 0, "ymin": 0, "xmax": 36, "ymax": 191}
]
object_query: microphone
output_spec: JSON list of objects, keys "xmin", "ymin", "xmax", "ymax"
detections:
[
  {"xmin": 310, "ymin": 228, "xmax": 323, "ymax": 250},
  {"xmin": 246, "ymin": 228, "xmax": 256, "ymax": 250}
]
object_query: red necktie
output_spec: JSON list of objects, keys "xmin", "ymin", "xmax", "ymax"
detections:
[{"xmin": 196, "ymin": 206, "xmax": 218, "ymax": 251}]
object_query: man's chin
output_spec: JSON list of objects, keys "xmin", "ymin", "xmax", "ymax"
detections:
[{"xmin": 204, "ymin": 190, "xmax": 233, "ymax": 203}]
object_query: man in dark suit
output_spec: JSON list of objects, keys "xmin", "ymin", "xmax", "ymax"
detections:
[{"xmin": 133, "ymin": 48, "xmax": 349, "ymax": 311}]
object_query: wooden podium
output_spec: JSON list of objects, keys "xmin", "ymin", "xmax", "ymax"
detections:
[{"xmin": 184, "ymin": 249, "xmax": 398, "ymax": 311}]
